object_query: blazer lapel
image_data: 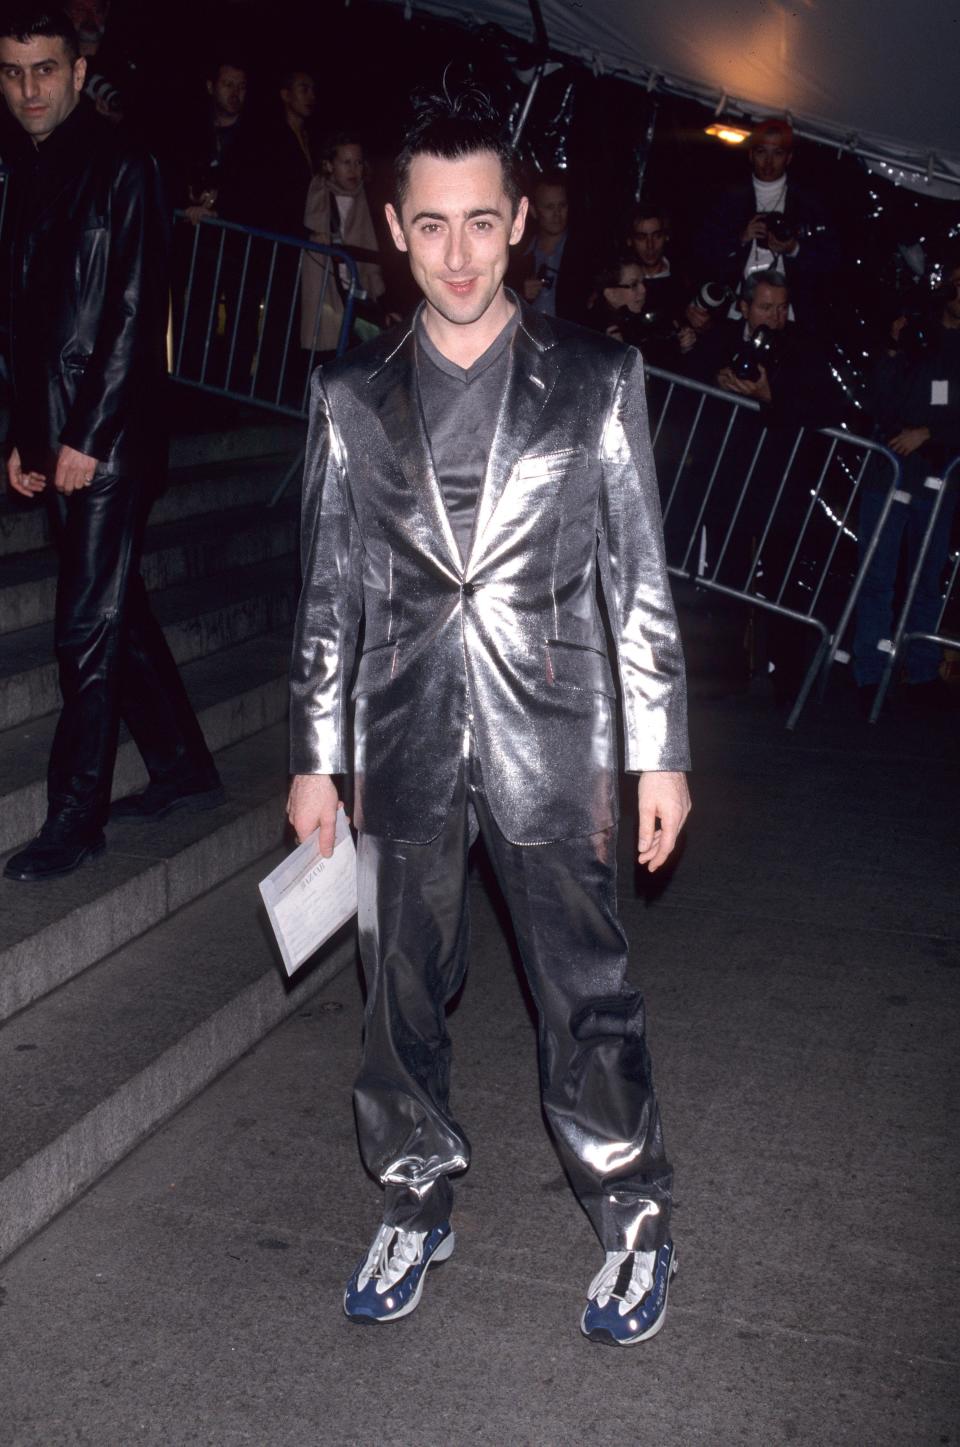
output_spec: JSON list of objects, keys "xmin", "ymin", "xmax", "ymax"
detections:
[
  {"xmin": 466, "ymin": 313, "xmax": 559, "ymax": 572},
  {"xmin": 367, "ymin": 327, "xmax": 462, "ymax": 578}
]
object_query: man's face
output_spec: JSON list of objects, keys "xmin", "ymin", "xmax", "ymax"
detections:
[
  {"xmin": 0, "ymin": 34, "xmax": 85, "ymax": 141},
  {"xmin": 750, "ymin": 132, "xmax": 792, "ymax": 183},
  {"xmin": 629, "ymin": 217, "xmax": 667, "ymax": 273},
  {"xmin": 282, "ymin": 73, "xmax": 315, "ymax": 122},
  {"xmin": 329, "ymin": 143, "xmax": 364, "ymax": 194},
  {"xmin": 208, "ymin": 65, "xmax": 247, "ymax": 121},
  {"xmin": 740, "ymin": 281, "xmax": 789, "ymax": 332},
  {"xmin": 66, "ymin": 0, "xmax": 109, "ymax": 56},
  {"xmin": 532, "ymin": 183, "xmax": 568, "ymax": 237},
  {"xmin": 385, "ymin": 150, "xmax": 528, "ymax": 328}
]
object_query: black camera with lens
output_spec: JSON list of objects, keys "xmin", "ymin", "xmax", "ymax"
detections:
[
  {"xmin": 729, "ymin": 324, "xmax": 776, "ymax": 382},
  {"xmin": 536, "ymin": 263, "xmax": 554, "ymax": 293},
  {"xmin": 689, "ymin": 280, "xmax": 734, "ymax": 314},
  {"xmin": 84, "ymin": 72, "xmax": 121, "ymax": 113},
  {"xmin": 764, "ymin": 211, "xmax": 799, "ymax": 245},
  {"xmin": 630, "ymin": 299, "xmax": 676, "ymax": 343}
]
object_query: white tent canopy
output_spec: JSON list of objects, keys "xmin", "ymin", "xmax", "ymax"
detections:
[{"xmin": 388, "ymin": 0, "xmax": 960, "ymax": 191}]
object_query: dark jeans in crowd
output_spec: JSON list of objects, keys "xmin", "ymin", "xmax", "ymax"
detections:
[{"xmin": 854, "ymin": 477, "xmax": 958, "ymax": 686}]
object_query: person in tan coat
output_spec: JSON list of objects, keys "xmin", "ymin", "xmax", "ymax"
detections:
[{"xmin": 300, "ymin": 132, "xmax": 385, "ymax": 355}]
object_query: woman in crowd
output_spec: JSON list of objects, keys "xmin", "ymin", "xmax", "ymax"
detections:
[{"xmin": 300, "ymin": 132, "xmax": 386, "ymax": 357}]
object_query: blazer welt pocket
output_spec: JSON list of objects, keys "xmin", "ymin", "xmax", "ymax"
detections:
[
  {"xmin": 545, "ymin": 639, "xmax": 615, "ymax": 697},
  {"xmin": 516, "ymin": 447, "xmax": 581, "ymax": 481},
  {"xmin": 351, "ymin": 641, "xmax": 399, "ymax": 698}
]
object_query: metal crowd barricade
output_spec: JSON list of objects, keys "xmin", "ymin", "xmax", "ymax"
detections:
[
  {"xmin": 169, "ymin": 211, "xmax": 361, "ymax": 501},
  {"xmin": 643, "ymin": 364, "xmax": 902, "ymax": 728},
  {"xmin": 867, "ymin": 455, "xmax": 960, "ymax": 721}
]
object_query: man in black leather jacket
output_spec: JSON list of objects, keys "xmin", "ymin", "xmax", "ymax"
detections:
[{"xmin": 1, "ymin": 9, "xmax": 220, "ymax": 883}]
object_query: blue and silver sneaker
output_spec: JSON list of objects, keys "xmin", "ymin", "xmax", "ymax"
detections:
[
  {"xmin": 343, "ymin": 1221, "xmax": 454, "ymax": 1324},
  {"xmin": 580, "ymin": 1240, "xmax": 677, "ymax": 1346}
]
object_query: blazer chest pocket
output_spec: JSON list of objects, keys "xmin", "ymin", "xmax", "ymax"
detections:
[
  {"xmin": 545, "ymin": 639, "xmax": 616, "ymax": 697},
  {"xmin": 351, "ymin": 641, "xmax": 399, "ymax": 698},
  {"xmin": 515, "ymin": 446, "xmax": 581, "ymax": 482}
]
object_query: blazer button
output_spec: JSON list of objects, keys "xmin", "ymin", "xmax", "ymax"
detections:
[{"xmin": 461, "ymin": 581, "xmax": 475, "ymax": 596}]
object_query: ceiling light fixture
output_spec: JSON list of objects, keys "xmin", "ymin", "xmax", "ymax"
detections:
[{"xmin": 705, "ymin": 123, "xmax": 750, "ymax": 145}]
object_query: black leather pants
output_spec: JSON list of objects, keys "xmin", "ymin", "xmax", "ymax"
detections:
[
  {"xmin": 353, "ymin": 742, "xmax": 673, "ymax": 1252},
  {"xmin": 45, "ymin": 470, "xmax": 216, "ymax": 831}
]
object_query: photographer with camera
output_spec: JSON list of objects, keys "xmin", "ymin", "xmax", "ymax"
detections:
[
  {"xmin": 693, "ymin": 119, "xmax": 840, "ymax": 333},
  {"xmin": 66, "ymin": 2, "xmax": 130, "ymax": 129},
  {"xmin": 609, "ymin": 203, "xmax": 702, "ymax": 366},
  {"xmin": 509, "ymin": 171, "xmax": 592, "ymax": 324},
  {"xmin": 685, "ymin": 270, "xmax": 837, "ymax": 428},
  {"xmin": 626, "ymin": 205, "xmax": 687, "ymax": 318},
  {"xmin": 678, "ymin": 270, "xmax": 842, "ymax": 703},
  {"xmin": 853, "ymin": 259, "xmax": 960, "ymax": 712},
  {"xmin": 587, "ymin": 254, "xmax": 699, "ymax": 369}
]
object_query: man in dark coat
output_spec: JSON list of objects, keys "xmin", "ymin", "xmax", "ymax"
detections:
[
  {"xmin": 853, "ymin": 264, "xmax": 960, "ymax": 708},
  {"xmin": 674, "ymin": 270, "xmax": 843, "ymax": 703},
  {"xmin": 1, "ymin": 9, "xmax": 220, "ymax": 882},
  {"xmin": 507, "ymin": 170, "xmax": 594, "ymax": 326},
  {"xmin": 260, "ymin": 67, "xmax": 318, "ymax": 241},
  {"xmin": 682, "ymin": 269, "xmax": 839, "ymax": 428},
  {"xmin": 692, "ymin": 118, "xmax": 840, "ymax": 334}
]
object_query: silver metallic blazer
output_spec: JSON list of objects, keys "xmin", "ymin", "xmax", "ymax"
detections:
[{"xmin": 290, "ymin": 301, "xmax": 689, "ymax": 845}]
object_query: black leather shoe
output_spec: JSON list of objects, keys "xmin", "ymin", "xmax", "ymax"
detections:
[
  {"xmin": 4, "ymin": 819, "xmax": 106, "ymax": 882},
  {"xmin": 110, "ymin": 772, "xmax": 225, "ymax": 821}
]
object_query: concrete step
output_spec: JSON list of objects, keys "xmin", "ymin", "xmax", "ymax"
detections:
[
  {"xmin": 0, "ymin": 718, "xmax": 294, "ymax": 1027},
  {"xmin": 0, "ymin": 494, "xmax": 49, "ymax": 559},
  {"xmin": 150, "ymin": 453, "xmax": 301, "ymax": 530},
  {"xmin": 0, "ymin": 556, "xmax": 298, "ymax": 733},
  {"xmin": 0, "ymin": 497, "xmax": 298, "ymax": 637},
  {"xmin": 0, "ymin": 452, "xmax": 303, "ymax": 562},
  {"xmin": 167, "ymin": 412, "xmax": 303, "ymax": 472},
  {"xmin": 0, "ymin": 631, "xmax": 291, "ymax": 856},
  {"xmin": 0, "ymin": 829, "xmax": 355, "ymax": 1264}
]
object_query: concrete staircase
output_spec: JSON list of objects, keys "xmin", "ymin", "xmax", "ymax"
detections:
[{"xmin": 0, "ymin": 408, "xmax": 355, "ymax": 1264}]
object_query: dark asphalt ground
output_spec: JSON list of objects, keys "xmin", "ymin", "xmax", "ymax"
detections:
[{"xmin": 2, "ymin": 666, "xmax": 958, "ymax": 1447}]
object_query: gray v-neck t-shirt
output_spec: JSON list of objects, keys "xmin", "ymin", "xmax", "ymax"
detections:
[{"xmin": 416, "ymin": 310, "xmax": 519, "ymax": 564}]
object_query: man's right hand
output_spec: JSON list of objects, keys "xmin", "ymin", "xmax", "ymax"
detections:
[
  {"xmin": 6, "ymin": 447, "xmax": 46, "ymax": 498},
  {"xmin": 286, "ymin": 773, "xmax": 342, "ymax": 857},
  {"xmin": 522, "ymin": 277, "xmax": 544, "ymax": 302},
  {"xmin": 717, "ymin": 363, "xmax": 772, "ymax": 404},
  {"xmin": 740, "ymin": 214, "xmax": 769, "ymax": 245}
]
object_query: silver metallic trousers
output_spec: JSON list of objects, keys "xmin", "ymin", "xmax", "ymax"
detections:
[{"xmin": 353, "ymin": 742, "xmax": 673, "ymax": 1252}]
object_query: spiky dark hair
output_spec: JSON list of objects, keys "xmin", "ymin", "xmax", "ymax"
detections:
[
  {"xmin": 0, "ymin": 7, "xmax": 80, "ymax": 62},
  {"xmin": 393, "ymin": 79, "xmax": 521, "ymax": 216}
]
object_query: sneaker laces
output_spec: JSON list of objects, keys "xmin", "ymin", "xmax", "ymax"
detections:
[
  {"xmin": 357, "ymin": 1225, "xmax": 427, "ymax": 1295},
  {"xmin": 588, "ymin": 1249, "xmax": 656, "ymax": 1316}
]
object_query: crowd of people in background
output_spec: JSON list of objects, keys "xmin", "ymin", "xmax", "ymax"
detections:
[
  {"xmin": 160, "ymin": 57, "xmax": 959, "ymax": 429},
  {"xmin": 2, "ymin": 10, "xmax": 955, "ymax": 715}
]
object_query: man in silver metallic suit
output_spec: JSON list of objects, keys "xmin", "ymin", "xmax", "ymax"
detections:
[{"xmin": 286, "ymin": 93, "xmax": 691, "ymax": 1347}]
